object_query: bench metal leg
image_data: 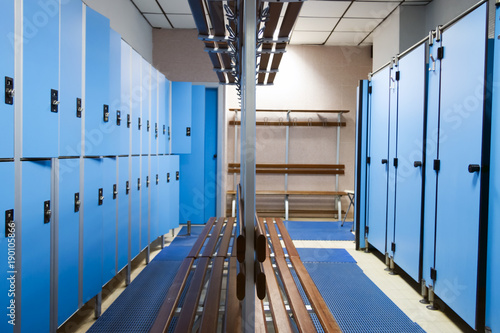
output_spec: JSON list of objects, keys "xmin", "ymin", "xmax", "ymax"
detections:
[
  {"xmin": 232, "ymin": 195, "xmax": 236, "ymax": 217},
  {"xmin": 146, "ymin": 245, "xmax": 150, "ymax": 265},
  {"xmin": 94, "ymin": 291, "xmax": 102, "ymax": 319},
  {"xmin": 126, "ymin": 264, "xmax": 131, "ymax": 286},
  {"xmin": 342, "ymin": 193, "xmax": 355, "ymax": 227},
  {"xmin": 337, "ymin": 196, "xmax": 342, "ymax": 222},
  {"xmin": 161, "ymin": 235, "xmax": 165, "ymax": 249},
  {"xmin": 285, "ymin": 195, "xmax": 289, "ymax": 220}
]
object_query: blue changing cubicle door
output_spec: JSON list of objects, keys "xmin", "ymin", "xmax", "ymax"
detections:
[
  {"xmin": 85, "ymin": 7, "xmax": 111, "ymax": 157},
  {"xmin": 0, "ymin": 1, "xmax": 14, "ymax": 158},
  {"xmin": 102, "ymin": 158, "xmax": 117, "ymax": 285},
  {"xmin": 142, "ymin": 59, "xmax": 151, "ymax": 155},
  {"xmin": 131, "ymin": 50, "xmax": 142, "ymax": 155},
  {"xmin": 140, "ymin": 156, "xmax": 149, "ymax": 250},
  {"xmin": 171, "ymin": 82, "xmax": 192, "ymax": 154},
  {"xmin": 433, "ymin": 4, "xmax": 487, "ymax": 328},
  {"xmin": 204, "ymin": 88, "xmax": 218, "ymax": 222},
  {"xmin": 170, "ymin": 155, "xmax": 180, "ymax": 230},
  {"xmin": 180, "ymin": 85, "xmax": 205, "ymax": 225},
  {"xmin": 117, "ymin": 156, "xmax": 129, "ymax": 271},
  {"xmin": 158, "ymin": 75, "xmax": 168, "ymax": 155},
  {"xmin": 158, "ymin": 156, "xmax": 170, "ymax": 236},
  {"xmin": 131, "ymin": 156, "xmax": 141, "ymax": 259},
  {"xmin": 121, "ymin": 40, "xmax": 132, "ymax": 156},
  {"xmin": 57, "ymin": 158, "xmax": 80, "ymax": 326},
  {"xmin": 151, "ymin": 69, "xmax": 159, "ymax": 155},
  {"xmin": 59, "ymin": 0, "xmax": 83, "ymax": 157},
  {"xmin": 109, "ymin": 29, "xmax": 121, "ymax": 156},
  {"xmin": 150, "ymin": 156, "xmax": 159, "ymax": 241},
  {"xmin": 392, "ymin": 44, "xmax": 426, "ymax": 282},
  {"xmin": 0, "ymin": 162, "xmax": 14, "ymax": 333},
  {"xmin": 83, "ymin": 158, "xmax": 103, "ymax": 303},
  {"xmin": 23, "ymin": 1, "xmax": 59, "ymax": 158},
  {"xmin": 487, "ymin": 5, "xmax": 500, "ymax": 331},
  {"xmin": 366, "ymin": 67, "xmax": 390, "ymax": 254},
  {"xmin": 21, "ymin": 160, "xmax": 52, "ymax": 333}
]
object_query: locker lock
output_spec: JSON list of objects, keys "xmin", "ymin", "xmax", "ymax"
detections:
[
  {"xmin": 76, "ymin": 98, "xmax": 83, "ymax": 118},
  {"xmin": 127, "ymin": 114, "xmax": 131, "ymax": 128},
  {"xmin": 116, "ymin": 111, "xmax": 121, "ymax": 126},
  {"xmin": 126, "ymin": 181, "xmax": 130, "ymax": 195},
  {"xmin": 138, "ymin": 117, "xmax": 142, "ymax": 130},
  {"xmin": 138, "ymin": 178, "xmax": 141, "ymax": 190},
  {"xmin": 163, "ymin": 125, "xmax": 166, "ymax": 135},
  {"xmin": 468, "ymin": 164, "xmax": 480, "ymax": 173},
  {"xmin": 381, "ymin": 159, "xmax": 388, "ymax": 165},
  {"xmin": 155, "ymin": 123, "xmax": 158, "ymax": 138},
  {"xmin": 414, "ymin": 161, "xmax": 422, "ymax": 168},
  {"xmin": 74, "ymin": 193, "xmax": 81, "ymax": 212},
  {"xmin": 113, "ymin": 184, "xmax": 118, "ymax": 199},
  {"xmin": 176, "ymin": 171, "xmax": 180, "ymax": 181},
  {"xmin": 147, "ymin": 120, "xmax": 150, "ymax": 132},
  {"xmin": 5, "ymin": 77, "xmax": 14, "ymax": 105},
  {"xmin": 156, "ymin": 174, "xmax": 159, "ymax": 185},
  {"xmin": 51, "ymin": 89, "xmax": 59, "ymax": 113},
  {"xmin": 98, "ymin": 188, "xmax": 104, "ymax": 206},
  {"xmin": 146, "ymin": 176, "xmax": 150, "ymax": 187},
  {"xmin": 167, "ymin": 173, "xmax": 170, "ymax": 183},
  {"xmin": 103, "ymin": 105, "xmax": 110, "ymax": 122},
  {"xmin": 5, "ymin": 209, "xmax": 14, "ymax": 238},
  {"xmin": 186, "ymin": 127, "xmax": 191, "ymax": 137},
  {"xmin": 44, "ymin": 201, "xmax": 51, "ymax": 224}
]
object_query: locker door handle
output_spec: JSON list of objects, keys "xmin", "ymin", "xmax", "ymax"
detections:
[
  {"xmin": 468, "ymin": 164, "xmax": 480, "ymax": 173},
  {"xmin": 381, "ymin": 159, "xmax": 388, "ymax": 164},
  {"xmin": 414, "ymin": 161, "xmax": 422, "ymax": 167},
  {"xmin": 44, "ymin": 201, "xmax": 51, "ymax": 224}
]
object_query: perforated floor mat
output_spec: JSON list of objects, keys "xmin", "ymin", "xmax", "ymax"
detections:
[
  {"xmin": 153, "ymin": 245, "xmax": 191, "ymax": 261},
  {"xmin": 297, "ymin": 248, "xmax": 356, "ymax": 263},
  {"xmin": 284, "ymin": 221, "xmax": 355, "ymax": 241}
]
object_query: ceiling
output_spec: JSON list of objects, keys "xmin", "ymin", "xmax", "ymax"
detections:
[{"xmin": 131, "ymin": 0, "xmax": 432, "ymax": 46}]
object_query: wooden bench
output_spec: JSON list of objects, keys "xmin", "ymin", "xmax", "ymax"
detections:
[
  {"xmin": 150, "ymin": 216, "xmax": 341, "ymax": 332},
  {"xmin": 228, "ymin": 163, "xmax": 345, "ymax": 175}
]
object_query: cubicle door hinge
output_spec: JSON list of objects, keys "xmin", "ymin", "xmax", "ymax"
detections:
[
  {"xmin": 113, "ymin": 184, "xmax": 117, "ymax": 200},
  {"xmin": 5, "ymin": 77, "xmax": 14, "ymax": 105},
  {"xmin": 367, "ymin": 157, "xmax": 371, "ymax": 164},
  {"xmin": 146, "ymin": 176, "xmax": 150, "ymax": 188},
  {"xmin": 74, "ymin": 193, "xmax": 81, "ymax": 212},
  {"xmin": 76, "ymin": 98, "xmax": 82, "ymax": 118},
  {"xmin": 176, "ymin": 171, "xmax": 180, "ymax": 181},
  {"xmin": 395, "ymin": 71, "xmax": 400, "ymax": 81},
  {"xmin": 393, "ymin": 158, "xmax": 398, "ymax": 168},
  {"xmin": 126, "ymin": 181, "xmax": 130, "ymax": 195},
  {"xmin": 98, "ymin": 188, "xmax": 104, "ymax": 206},
  {"xmin": 103, "ymin": 105, "xmax": 109, "ymax": 122},
  {"xmin": 391, "ymin": 242, "xmax": 396, "ymax": 252},
  {"xmin": 430, "ymin": 268, "xmax": 437, "ymax": 280},
  {"xmin": 116, "ymin": 111, "xmax": 121, "ymax": 126},
  {"xmin": 365, "ymin": 226, "xmax": 369, "ymax": 234},
  {"xmin": 138, "ymin": 117, "xmax": 142, "ymax": 130},
  {"xmin": 433, "ymin": 159, "xmax": 440, "ymax": 172},
  {"xmin": 137, "ymin": 178, "xmax": 141, "ymax": 190},
  {"xmin": 437, "ymin": 47, "xmax": 444, "ymax": 60},
  {"xmin": 147, "ymin": 120, "xmax": 150, "ymax": 132},
  {"xmin": 44, "ymin": 200, "xmax": 51, "ymax": 224},
  {"xmin": 167, "ymin": 173, "xmax": 170, "ymax": 183},
  {"xmin": 156, "ymin": 174, "xmax": 159, "ymax": 185},
  {"xmin": 5, "ymin": 209, "xmax": 14, "ymax": 238},
  {"xmin": 368, "ymin": 86, "xmax": 372, "ymax": 94},
  {"xmin": 51, "ymin": 89, "xmax": 59, "ymax": 113},
  {"xmin": 127, "ymin": 114, "xmax": 131, "ymax": 128},
  {"xmin": 186, "ymin": 127, "xmax": 191, "ymax": 137}
]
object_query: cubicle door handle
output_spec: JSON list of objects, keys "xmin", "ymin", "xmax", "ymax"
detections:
[
  {"xmin": 414, "ymin": 161, "xmax": 422, "ymax": 167},
  {"xmin": 468, "ymin": 164, "xmax": 480, "ymax": 173},
  {"xmin": 381, "ymin": 159, "xmax": 388, "ymax": 164}
]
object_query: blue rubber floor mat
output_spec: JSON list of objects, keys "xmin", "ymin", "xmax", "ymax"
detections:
[
  {"xmin": 154, "ymin": 245, "xmax": 191, "ymax": 261},
  {"xmin": 178, "ymin": 225, "xmax": 205, "ymax": 235},
  {"xmin": 297, "ymin": 248, "xmax": 356, "ymax": 263},
  {"xmin": 169, "ymin": 234, "xmax": 199, "ymax": 247},
  {"xmin": 88, "ymin": 261, "xmax": 181, "ymax": 333},
  {"xmin": 304, "ymin": 262, "xmax": 426, "ymax": 333},
  {"xmin": 284, "ymin": 221, "xmax": 355, "ymax": 241}
]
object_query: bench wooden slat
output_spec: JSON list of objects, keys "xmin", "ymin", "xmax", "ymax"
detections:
[
  {"xmin": 265, "ymin": 218, "xmax": 285, "ymax": 258},
  {"xmin": 217, "ymin": 217, "xmax": 235, "ymax": 257},
  {"xmin": 174, "ymin": 257, "xmax": 210, "ymax": 333},
  {"xmin": 255, "ymin": 291, "xmax": 268, "ymax": 333},
  {"xmin": 199, "ymin": 257, "xmax": 225, "ymax": 332},
  {"xmin": 187, "ymin": 217, "xmax": 216, "ymax": 258},
  {"xmin": 224, "ymin": 257, "xmax": 242, "ymax": 333},
  {"xmin": 229, "ymin": 168, "xmax": 345, "ymax": 175},
  {"xmin": 201, "ymin": 217, "xmax": 225, "ymax": 257},
  {"xmin": 229, "ymin": 108, "xmax": 350, "ymax": 114},
  {"xmin": 228, "ymin": 163, "xmax": 345, "ymax": 169},
  {"xmin": 274, "ymin": 218, "xmax": 299, "ymax": 258},
  {"xmin": 229, "ymin": 120, "xmax": 347, "ymax": 127},
  {"xmin": 227, "ymin": 190, "xmax": 347, "ymax": 196},
  {"xmin": 149, "ymin": 258, "xmax": 194, "ymax": 333}
]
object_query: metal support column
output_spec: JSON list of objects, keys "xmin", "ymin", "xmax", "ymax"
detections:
[
  {"xmin": 336, "ymin": 112, "xmax": 342, "ymax": 220},
  {"xmin": 285, "ymin": 110, "xmax": 290, "ymax": 220}
]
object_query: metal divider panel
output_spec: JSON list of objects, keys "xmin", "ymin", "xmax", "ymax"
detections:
[
  {"xmin": 0, "ymin": 162, "xmax": 14, "ymax": 333},
  {"xmin": 367, "ymin": 66, "xmax": 391, "ymax": 253},
  {"xmin": 199, "ymin": 257, "xmax": 225, "ymax": 331},
  {"xmin": 21, "ymin": 160, "xmax": 52, "ymax": 332},
  {"xmin": 140, "ymin": 156, "xmax": 149, "ymax": 250},
  {"xmin": 102, "ymin": 157, "xmax": 117, "ymax": 285},
  {"xmin": 150, "ymin": 156, "xmax": 159, "ymax": 241},
  {"xmin": 57, "ymin": 158, "xmax": 80, "ymax": 325},
  {"xmin": 120, "ymin": 40, "xmax": 132, "ymax": 156},
  {"xmin": 434, "ymin": 4, "xmax": 487, "ymax": 327},
  {"xmin": 23, "ymin": 0, "xmax": 59, "ymax": 158},
  {"xmin": 117, "ymin": 156, "xmax": 129, "ymax": 271},
  {"xmin": 130, "ymin": 156, "xmax": 140, "ymax": 259},
  {"xmin": 0, "ymin": 0, "xmax": 14, "ymax": 158},
  {"xmin": 141, "ymin": 59, "xmax": 151, "ymax": 155},
  {"xmin": 224, "ymin": 257, "xmax": 242, "ymax": 332},
  {"xmin": 393, "ymin": 44, "xmax": 426, "ymax": 282},
  {"xmin": 109, "ymin": 29, "xmax": 121, "ymax": 156},
  {"xmin": 59, "ymin": 0, "xmax": 83, "ymax": 157},
  {"xmin": 83, "ymin": 158, "xmax": 103, "ymax": 303},
  {"xmin": 171, "ymin": 82, "xmax": 193, "ymax": 154},
  {"xmin": 131, "ymin": 50, "xmax": 142, "ymax": 155}
]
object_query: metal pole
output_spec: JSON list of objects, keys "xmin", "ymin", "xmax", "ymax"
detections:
[
  {"xmin": 285, "ymin": 110, "xmax": 290, "ymax": 220},
  {"xmin": 241, "ymin": 0, "xmax": 256, "ymax": 331},
  {"xmin": 336, "ymin": 113, "xmax": 342, "ymax": 220}
]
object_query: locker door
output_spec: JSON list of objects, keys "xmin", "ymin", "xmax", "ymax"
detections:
[
  {"xmin": 158, "ymin": 156, "xmax": 167, "ymax": 236},
  {"xmin": 83, "ymin": 158, "xmax": 103, "ymax": 303},
  {"xmin": 102, "ymin": 157, "xmax": 117, "ymax": 285},
  {"xmin": 0, "ymin": 162, "xmax": 14, "ymax": 333},
  {"xmin": 59, "ymin": 0, "xmax": 83, "ymax": 157},
  {"xmin": 434, "ymin": 4, "xmax": 487, "ymax": 327},
  {"xmin": 151, "ymin": 156, "xmax": 159, "ymax": 241},
  {"xmin": 180, "ymin": 86, "xmax": 205, "ymax": 225},
  {"xmin": 170, "ymin": 155, "xmax": 180, "ymax": 230},
  {"xmin": 120, "ymin": 41, "xmax": 132, "ymax": 156},
  {"xmin": 0, "ymin": 1, "xmax": 15, "ymax": 158},
  {"xmin": 151, "ymin": 69, "xmax": 159, "ymax": 155},
  {"xmin": 171, "ymin": 82, "xmax": 192, "ymax": 154},
  {"xmin": 131, "ymin": 156, "xmax": 141, "ymax": 258},
  {"xmin": 85, "ymin": 7, "xmax": 111, "ymax": 157},
  {"xmin": 141, "ymin": 156, "xmax": 149, "ymax": 250},
  {"xmin": 57, "ymin": 158, "xmax": 80, "ymax": 326},
  {"xmin": 158, "ymin": 75, "xmax": 167, "ymax": 154},
  {"xmin": 366, "ymin": 67, "xmax": 390, "ymax": 254},
  {"xmin": 21, "ymin": 160, "xmax": 52, "ymax": 333},
  {"xmin": 486, "ymin": 6, "xmax": 500, "ymax": 331},
  {"xmin": 117, "ymin": 156, "xmax": 129, "ymax": 271},
  {"xmin": 142, "ymin": 59, "xmax": 151, "ymax": 155},
  {"xmin": 393, "ymin": 44, "xmax": 426, "ymax": 282},
  {"xmin": 131, "ymin": 50, "xmax": 142, "ymax": 155},
  {"xmin": 23, "ymin": 1, "xmax": 59, "ymax": 158},
  {"xmin": 109, "ymin": 29, "xmax": 121, "ymax": 156}
]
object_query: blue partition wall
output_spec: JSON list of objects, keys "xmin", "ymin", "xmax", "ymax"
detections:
[
  {"xmin": 0, "ymin": 0, "xmax": 14, "ymax": 158},
  {"xmin": 171, "ymin": 82, "xmax": 193, "ymax": 154},
  {"xmin": 204, "ymin": 88, "xmax": 218, "ymax": 221}
]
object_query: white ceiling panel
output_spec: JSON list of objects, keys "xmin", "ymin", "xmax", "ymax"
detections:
[
  {"xmin": 158, "ymin": 0, "xmax": 192, "ymax": 14},
  {"xmin": 299, "ymin": 1, "xmax": 351, "ymax": 18},
  {"xmin": 336, "ymin": 18, "xmax": 382, "ymax": 32},
  {"xmin": 294, "ymin": 17, "xmax": 340, "ymax": 32},
  {"xmin": 344, "ymin": 2, "xmax": 399, "ymax": 18},
  {"xmin": 144, "ymin": 13, "xmax": 172, "ymax": 29},
  {"xmin": 132, "ymin": 0, "xmax": 162, "ymax": 13},
  {"xmin": 167, "ymin": 14, "xmax": 197, "ymax": 29},
  {"xmin": 325, "ymin": 31, "xmax": 369, "ymax": 46},
  {"xmin": 290, "ymin": 31, "xmax": 330, "ymax": 45}
]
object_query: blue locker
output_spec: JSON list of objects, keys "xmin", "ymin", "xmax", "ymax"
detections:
[
  {"xmin": 0, "ymin": 1, "xmax": 15, "ymax": 158},
  {"xmin": 150, "ymin": 156, "xmax": 159, "ymax": 241},
  {"xmin": 23, "ymin": 1, "xmax": 59, "ymax": 158},
  {"xmin": 366, "ymin": 67, "xmax": 390, "ymax": 254},
  {"xmin": 142, "ymin": 59, "xmax": 151, "ymax": 155},
  {"xmin": 487, "ymin": 6, "xmax": 500, "ymax": 330},
  {"xmin": 131, "ymin": 156, "xmax": 141, "ymax": 258},
  {"xmin": 392, "ymin": 44, "xmax": 426, "ymax": 282},
  {"xmin": 109, "ymin": 29, "xmax": 121, "ymax": 156},
  {"xmin": 141, "ymin": 156, "xmax": 149, "ymax": 250},
  {"xmin": 102, "ymin": 158, "xmax": 117, "ymax": 285},
  {"xmin": 85, "ymin": 7, "xmax": 111, "ymax": 157},
  {"xmin": 204, "ymin": 88, "xmax": 218, "ymax": 222},
  {"xmin": 0, "ymin": 162, "xmax": 14, "ymax": 333},
  {"xmin": 57, "ymin": 158, "xmax": 80, "ymax": 326},
  {"xmin": 131, "ymin": 50, "xmax": 142, "ymax": 155},
  {"xmin": 21, "ymin": 160, "xmax": 51, "ymax": 333},
  {"xmin": 180, "ymin": 86, "xmax": 206, "ymax": 225},
  {"xmin": 169, "ymin": 155, "xmax": 180, "ymax": 230},
  {"xmin": 158, "ymin": 156, "xmax": 170, "ymax": 236},
  {"xmin": 117, "ymin": 156, "xmax": 129, "ymax": 271},
  {"xmin": 151, "ymin": 69, "xmax": 159, "ymax": 155},
  {"xmin": 59, "ymin": 0, "xmax": 83, "ymax": 157},
  {"xmin": 158, "ymin": 75, "xmax": 169, "ymax": 154},
  {"xmin": 433, "ymin": 4, "xmax": 487, "ymax": 328},
  {"xmin": 83, "ymin": 158, "xmax": 103, "ymax": 303},
  {"xmin": 120, "ymin": 41, "xmax": 132, "ymax": 156},
  {"xmin": 171, "ymin": 82, "xmax": 192, "ymax": 154}
]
